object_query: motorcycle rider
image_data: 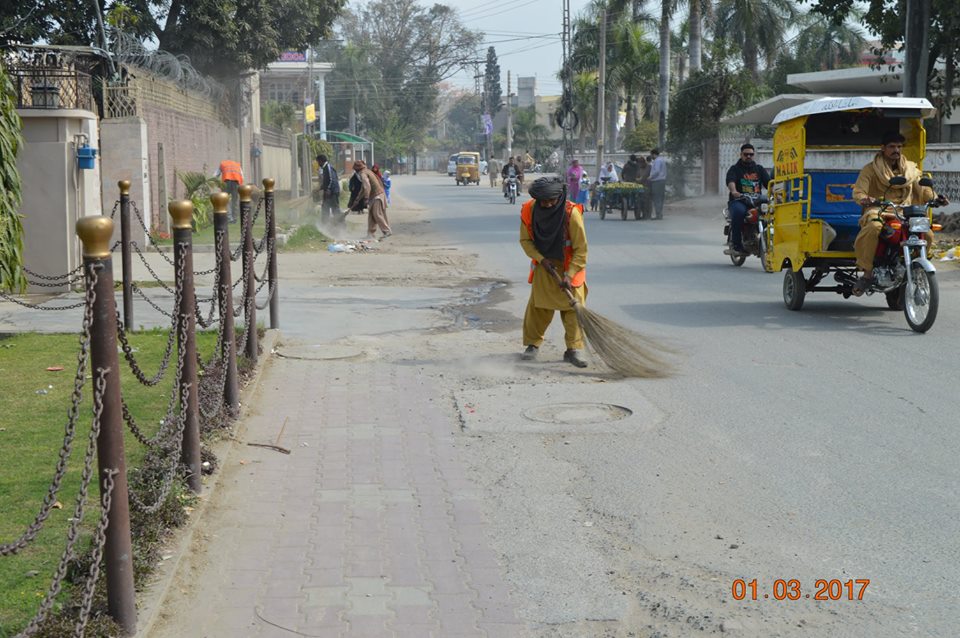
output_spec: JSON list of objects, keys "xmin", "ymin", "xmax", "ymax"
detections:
[
  {"xmin": 502, "ymin": 156, "xmax": 522, "ymax": 198},
  {"xmin": 724, "ymin": 143, "xmax": 772, "ymax": 256},
  {"xmin": 851, "ymin": 130, "xmax": 948, "ymax": 295}
]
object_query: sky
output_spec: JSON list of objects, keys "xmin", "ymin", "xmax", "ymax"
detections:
[{"xmin": 440, "ymin": 0, "xmax": 595, "ymax": 97}]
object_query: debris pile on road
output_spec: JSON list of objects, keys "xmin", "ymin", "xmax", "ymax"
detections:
[{"xmin": 327, "ymin": 239, "xmax": 380, "ymax": 253}]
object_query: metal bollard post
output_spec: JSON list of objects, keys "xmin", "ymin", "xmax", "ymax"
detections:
[
  {"xmin": 169, "ymin": 201, "xmax": 202, "ymax": 493},
  {"xmin": 240, "ymin": 184, "xmax": 258, "ymax": 362},
  {"xmin": 119, "ymin": 180, "xmax": 133, "ymax": 332},
  {"xmin": 76, "ymin": 216, "xmax": 137, "ymax": 636},
  {"xmin": 264, "ymin": 178, "xmax": 279, "ymax": 329},
  {"xmin": 211, "ymin": 192, "xmax": 239, "ymax": 413}
]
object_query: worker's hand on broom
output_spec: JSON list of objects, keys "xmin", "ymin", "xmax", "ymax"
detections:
[{"xmin": 559, "ymin": 274, "xmax": 573, "ymax": 291}]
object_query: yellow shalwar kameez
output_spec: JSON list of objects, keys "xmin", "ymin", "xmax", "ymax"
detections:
[{"xmin": 520, "ymin": 209, "xmax": 588, "ymax": 349}]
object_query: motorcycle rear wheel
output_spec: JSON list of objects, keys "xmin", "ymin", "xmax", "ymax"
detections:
[
  {"xmin": 729, "ymin": 253, "xmax": 747, "ymax": 267},
  {"xmin": 904, "ymin": 267, "xmax": 938, "ymax": 333}
]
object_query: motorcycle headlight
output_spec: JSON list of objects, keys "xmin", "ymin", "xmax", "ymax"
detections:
[{"xmin": 908, "ymin": 217, "xmax": 931, "ymax": 233}]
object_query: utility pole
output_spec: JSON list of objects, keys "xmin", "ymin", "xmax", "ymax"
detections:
[
  {"xmin": 561, "ymin": 0, "xmax": 573, "ymax": 167},
  {"xmin": 903, "ymin": 0, "xmax": 931, "ymax": 97},
  {"xmin": 596, "ymin": 8, "xmax": 607, "ymax": 175},
  {"xmin": 506, "ymin": 70, "xmax": 513, "ymax": 160}
]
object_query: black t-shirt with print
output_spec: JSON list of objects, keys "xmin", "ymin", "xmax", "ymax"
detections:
[{"xmin": 725, "ymin": 160, "xmax": 771, "ymax": 201}]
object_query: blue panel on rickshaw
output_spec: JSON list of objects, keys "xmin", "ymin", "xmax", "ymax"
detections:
[{"xmin": 808, "ymin": 171, "xmax": 862, "ymax": 249}]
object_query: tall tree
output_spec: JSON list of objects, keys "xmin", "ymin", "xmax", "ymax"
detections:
[
  {"xmin": 793, "ymin": 12, "xmax": 866, "ymax": 71},
  {"xmin": 804, "ymin": 0, "xmax": 960, "ymax": 109},
  {"xmin": 1, "ymin": 1, "xmax": 346, "ymax": 79},
  {"xmin": 337, "ymin": 0, "xmax": 481, "ymax": 143},
  {"xmin": 658, "ymin": 0, "xmax": 675, "ymax": 147},
  {"xmin": 713, "ymin": 0, "xmax": 796, "ymax": 78},
  {"xmin": 0, "ymin": 62, "xmax": 25, "ymax": 293},
  {"xmin": 483, "ymin": 46, "xmax": 502, "ymax": 117}
]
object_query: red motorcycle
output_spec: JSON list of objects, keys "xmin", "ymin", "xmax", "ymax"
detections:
[
  {"xmin": 723, "ymin": 193, "xmax": 772, "ymax": 271},
  {"xmin": 845, "ymin": 177, "xmax": 947, "ymax": 332}
]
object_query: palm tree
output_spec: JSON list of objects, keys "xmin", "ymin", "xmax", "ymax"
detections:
[
  {"xmin": 794, "ymin": 12, "xmax": 866, "ymax": 71},
  {"xmin": 713, "ymin": 0, "xmax": 796, "ymax": 78},
  {"xmin": 570, "ymin": 71, "xmax": 598, "ymax": 152},
  {"xmin": 686, "ymin": 0, "xmax": 713, "ymax": 73},
  {"xmin": 608, "ymin": 20, "xmax": 659, "ymax": 134},
  {"xmin": 512, "ymin": 107, "xmax": 549, "ymax": 152}
]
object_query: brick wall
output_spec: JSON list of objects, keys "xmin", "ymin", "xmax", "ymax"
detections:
[{"xmin": 142, "ymin": 102, "xmax": 239, "ymax": 232}]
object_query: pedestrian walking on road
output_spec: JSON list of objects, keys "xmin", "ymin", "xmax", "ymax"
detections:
[
  {"xmin": 316, "ymin": 154, "xmax": 340, "ymax": 224},
  {"xmin": 648, "ymin": 148, "xmax": 667, "ymax": 219},
  {"xmin": 519, "ymin": 176, "xmax": 589, "ymax": 368},
  {"xmin": 352, "ymin": 160, "xmax": 392, "ymax": 239}
]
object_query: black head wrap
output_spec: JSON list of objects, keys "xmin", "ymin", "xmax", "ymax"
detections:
[{"xmin": 528, "ymin": 177, "xmax": 567, "ymax": 262}]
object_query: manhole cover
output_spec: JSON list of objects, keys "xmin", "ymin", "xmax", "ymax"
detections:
[
  {"xmin": 275, "ymin": 345, "xmax": 365, "ymax": 361},
  {"xmin": 522, "ymin": 403, "xmax": 633, "ymax": 425}
]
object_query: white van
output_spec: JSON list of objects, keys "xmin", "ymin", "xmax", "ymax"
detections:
[{"xmin": 446, "ymin": 154, "xmax": 458, "ymax": 176}]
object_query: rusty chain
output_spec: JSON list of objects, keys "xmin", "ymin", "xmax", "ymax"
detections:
[
  {"xmin": 109, "ymin": 199, "xmax": 119, "ymax": 219},
  {"xmin": 120, "ymin": 251, "xmax": 188, "ymax": 447},
  {"xmin": 74, "ymin": 468, "xmax": 116, "ymax": 637},
  {"xmin": 22, "ymin": 263, "xmax": 85, "ymax": 282},
  {"xmin": 16, "ymin": 367, "xmax": 108, "ymax": 637},
  {"xmin": 130, "ymin": 241, "xmax": 175, "ymax": 294},
  {"xmin": 131, "ymin": 201, "xmax": 175, "ymax": 266},
  {"xmin": 0, "ymin": 288, "xmax": 88, "ymax": 311},
  {"xmin": 130, "ymin": 282, "xmax": 174, "ymax": 319},
  {"xmin": 116, "ymin": 309, "xmax": 177, "ymax": 386},
  {"xmin": 1, "ymin": 265, "xmax": 98, "ymax": 557}
]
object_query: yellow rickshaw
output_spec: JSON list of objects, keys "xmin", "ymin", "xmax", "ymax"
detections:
[
  {"xmin": 766, "ymin": 96, "xmax": 944, "ymax": 332},
  {"xmin": 455, "ymin": 152, "xmax": 481, "ymax": 185}
]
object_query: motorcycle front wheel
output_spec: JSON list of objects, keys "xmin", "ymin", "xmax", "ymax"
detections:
[
  {"xmin": 509, "ymin": 192, "xmax": 516, "ymax": 205},
  {"xmin": 904, "ymin": 266, "xmax": 938, "ymax": 333}
]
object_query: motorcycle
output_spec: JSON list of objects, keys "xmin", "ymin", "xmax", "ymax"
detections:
[
  {"xmin": 505, "ymin": 175, "xmax": 519, "ymax": 205},
  {"xmin": 836, "ymin": 176, "xmax": 946, "ymax": 332},
  {"xmin": 723, "ymin": 193, "xmax": 772, "ymax": 271}
]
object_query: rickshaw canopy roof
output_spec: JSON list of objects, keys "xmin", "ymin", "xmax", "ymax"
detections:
[{"xmin": 772, "ymin": 96, "xmax": 936, "ymax": 125}]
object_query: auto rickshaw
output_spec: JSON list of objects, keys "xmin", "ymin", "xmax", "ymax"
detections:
[
  {"xmin": 765, "ymin": 96, "xmax": 944, "ymax": 332},
  {"xmin": 455, "ymin": 152, "xmax": 481, "ymax": 185}
]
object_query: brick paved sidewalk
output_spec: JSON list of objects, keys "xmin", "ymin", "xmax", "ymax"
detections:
[{"xmin": 149, "ymin": 353, "xmax": 527, "ymax": 638}]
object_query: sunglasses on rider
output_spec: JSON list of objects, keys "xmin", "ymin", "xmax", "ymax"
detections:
[{"xmin": 742, "ymin": 152, "xmax": 755, "ymax": 157}]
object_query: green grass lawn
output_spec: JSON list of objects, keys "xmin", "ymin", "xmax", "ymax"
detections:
[{"xmin": 0, "ymin": 329, "xmax": 217, "ymax": 635}]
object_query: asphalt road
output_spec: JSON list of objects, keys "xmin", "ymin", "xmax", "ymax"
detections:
[{"xmin": 401, "ymin": 172, "xmax": 960, "ymax": 635}]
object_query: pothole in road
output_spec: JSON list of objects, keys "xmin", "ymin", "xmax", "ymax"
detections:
[
  {"xmin": 275, "ymin": 344, "xmax": 365, "ymax": 361},
  {"xmin": 442, "ymin": 279, "xmax": 514, "ymax": 332},
  {"xmin": 522, "ymin": 403, "xmax": 633, "ymax": 425}
]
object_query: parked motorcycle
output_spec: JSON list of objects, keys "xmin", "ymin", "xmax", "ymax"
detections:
[
  {"xmin": 838, "ymin": 177, "xmax": 947, "ymax": 332},
  {"xmin": 723, "ymin": 193, "xmax": 772, "ymax": 271}
]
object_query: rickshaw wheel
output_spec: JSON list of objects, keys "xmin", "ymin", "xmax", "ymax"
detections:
[
  {"xmin": 904, "ymin": 267, "xmax": 938, "ymax": 333},
  {"xmin": 783, "ymin": 269, "xmax": 806, "ymax": 311},
  {"xmin": 729, "ymin": 253, "xmax": 747, "ymax": 267},
  {"xmin": 885, "ymin": 286, "xmax": 904, "ymax": 310}
]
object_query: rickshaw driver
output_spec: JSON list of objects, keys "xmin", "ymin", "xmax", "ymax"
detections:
[
  {"xmin": 851, "ymin": 130, "xmax": 949, "ymax": 295},
  {"xmin": 724, "ymin": 143, "xmax": 772, "ymax": 256}
]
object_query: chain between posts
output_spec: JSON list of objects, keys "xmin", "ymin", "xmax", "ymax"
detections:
[
  {"xmin": 0, "ymin": 289, "xmax": 88, "ymax": 310},
  {"xmin": 0, "ymin": 266, "xmax": 98, "ymax": 556},
  {"xmin": 130, "ymin": 282, "xmax": 175, "ymax": 319},
  {"xmin": 75, "ymin": 468, "xmax": 116, "ymax": 637},
  {"xmin": 130, "ymin": 241, "xmax": 175, "ymax": 293},
  {"xmin": 22, "ymin": 263, "xmax": 85, "ymax": 282},
  {"xmin": 130, "ymin": 201, "xmax": 175, "ymax": 266},
  {"xmin": 15, "ymin": 367, "xmax": 109, "ymax": 637}
]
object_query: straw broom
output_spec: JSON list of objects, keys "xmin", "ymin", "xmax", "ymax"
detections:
[{"xmin": 543, "ymin": 263, "xmax": 675, "ymax": 378}]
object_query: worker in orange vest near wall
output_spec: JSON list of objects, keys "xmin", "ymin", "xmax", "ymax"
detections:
[{"xmin": 217, "ymin": 159, "xmax": 244, "ymax": 222}]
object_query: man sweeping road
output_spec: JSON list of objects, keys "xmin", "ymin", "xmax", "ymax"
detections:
[{"xmin": 519, "ymin": 176, "xmax": 589, "ymax": 368}]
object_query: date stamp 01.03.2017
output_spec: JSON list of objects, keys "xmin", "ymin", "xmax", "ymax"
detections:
[{"xmin": 731, "ymin": 578, "xmax": 870, "ymax": 602}]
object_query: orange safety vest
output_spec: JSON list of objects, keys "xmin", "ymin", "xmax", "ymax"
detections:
[
  {"xmin": 520, "ymin": 199, "xmax": 586, "ymax": 287},
  {"xmin": 219, "ymin": 160, "xmax": 243, "ymax": 183}
]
